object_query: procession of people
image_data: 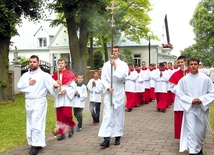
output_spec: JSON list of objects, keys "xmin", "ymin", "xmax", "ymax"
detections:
[{"xmin": 17, "ymin": 47, "xmax": 214, "ymax": 155}]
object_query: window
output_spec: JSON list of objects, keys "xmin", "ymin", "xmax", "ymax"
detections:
[
  {"xmin": 38, "ymin": 38, "xmax": 47, "ymax": 47},
  {"xmin": 134, "ymin": 54, "xmax": 141, "ymax": 66}
]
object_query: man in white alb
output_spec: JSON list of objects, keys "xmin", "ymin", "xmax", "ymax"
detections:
[
  {"xmin": 17, "ymin": 55, "xmax": 58, "ymax": 155},
  {"xmin": 98, "ymin": 45, "xmax": 128, "ymax": 148},
  {"xmin": 176, "ymin": 57, "xmax": 214, "ymax": 155}
]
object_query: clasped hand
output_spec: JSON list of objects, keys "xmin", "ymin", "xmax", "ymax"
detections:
[{"xmin": 192, "ymin": 98, "xmax": 202, "ymax": 105}]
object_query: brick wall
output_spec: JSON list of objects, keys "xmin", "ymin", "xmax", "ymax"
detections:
[{"xmin": 86, "ymin": 66, "xmax": 102, "ymax": 83}]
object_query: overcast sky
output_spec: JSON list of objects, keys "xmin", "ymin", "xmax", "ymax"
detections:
[{"xmin": 150, "ymin": 0, "xmax": 201, "ymax": 56}]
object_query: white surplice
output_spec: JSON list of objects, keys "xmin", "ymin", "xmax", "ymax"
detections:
[
  {"xmin": 139, "ymin": 69, "xmax": 150, "ymax": 89},
  {"xmin": 87, "ymin": 78, "xmax": 103, "ymax": 102},
  {"xmin": 176, "ymin": 72, "xmax": 214, "ymax": 154},
  {"xmin": 152, "ymin": 70, "xmax": 170, "ymax": 93},
  {"xmin": 53, "ymin": 81, "xmax": 77, "ymax": 108},
  {"xmin": 98, "ymin": 58, "xmax": 128, "ymax": 137},
  {"xmin": 71, "ymin": 84, "xmax": 87, "ymax": 108},
  {"xmin": 125, "ymin": 70, "xmax": 138, "ymax": 92},
  {"xmin": 17, "ymin": 68, "xmax": 57, "ymax": 147}
]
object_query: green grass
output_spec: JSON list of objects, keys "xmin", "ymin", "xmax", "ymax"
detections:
[
  {"xmin": 0, "ymin": 93, "xmax": 56, "ymax": 153},
  {"xmin": 0, "ymin": 93, "xmax": 90, "ymax": 154},
  {"xmin": 210, "ymin": 104, "xmax": 214, "ymax": 139}
]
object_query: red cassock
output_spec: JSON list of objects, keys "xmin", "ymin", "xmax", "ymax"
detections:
[
  {"xmin": 143, "ymin": 89, "xmax": 150, "ymax": 104},
  {"xmin": 168, "ymin": 69, "xmax": 189, "ymax": 139},
  {"xmin": 150, "ymin": 87, "xmax": 156, "ymax": 100},
  {"xmin": 167, "ymin": 91, "xmax": 175, "ymax": 107},
  {"xmin": 141, "ymin": 67, "xmax": 150, "ymax": 104},
  {"xmin": 135, "ymin": 93, "xmax": 143, "ymax": 107},
  {"xmin": 52, "ymin": 70, "xmax": 76, "ymax": 134},
  {"xmin": 125, "ymin": 92, "xmax": 137, "ymax": 109},
  {"xmin": 156, "ymin": 93, "xmax": 167, "ymax": 110}
]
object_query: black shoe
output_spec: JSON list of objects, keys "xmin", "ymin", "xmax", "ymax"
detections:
[
  {"xmin": 161, "ymin": 110, "xmax": 166, "ymax": 113},
  {"xmin": 198, "ymin": 149, "xmax": 203, "ymax": 155},
  {"xmin": 29, "ymin": 146, "xmax": 41, "ymax": 155},
  {"xmin": 127, "ymin": 109, "xmax": 132, "ymax": 112},
  {"xmin": 29, "ymin": 146, "xmax": 33, "ymax": 154},
  {"xmin": 68, "ymin": 128, "xmax": 74, "ymax": 138},
  {"xmin": 57, "ymin": 134, "xmax": 66, "ymax": 140},
  {"xmin": 100, "ymin": 140, "xmax": 110, "ymax": 148},
  {"xmin": 114, "ymin": 137, "xmax": 121, "ymax": 145}
]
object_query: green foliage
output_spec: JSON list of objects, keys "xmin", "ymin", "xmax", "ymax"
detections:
[
  {"xmin": 49, "ymin": 0, "xmax": 154, "ymax": 60},
  {"xmin": 119, "ymin": 49, "xmax": 135, "ymax": 64},
  {"xmin": 0, "ymin": 0, "xmax": 44, "ymax": 38},
  {"xmin": 93, "ymin": 50, "xmax": 104, "ymax": 69},
  {"xmin": 184, "ymin": 0, "xmax": 214, "ymax": 66},
  {"xmin": 18, "ymin": 57, "xmax": 29, "ymax": 66}
]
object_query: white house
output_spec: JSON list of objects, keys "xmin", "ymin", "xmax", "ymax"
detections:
[{"xmin": 9, "ymin": 15, "xmax": 176, "ymax": 73}]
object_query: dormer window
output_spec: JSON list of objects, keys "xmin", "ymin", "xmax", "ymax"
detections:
[{"xmin": 38, "ymin": 38, "xmax": 47, "ymax": 47}]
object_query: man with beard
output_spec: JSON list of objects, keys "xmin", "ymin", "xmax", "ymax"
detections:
[{"xmin": 17, "ymin": 55, "xmax": 58, "ymax": 155}]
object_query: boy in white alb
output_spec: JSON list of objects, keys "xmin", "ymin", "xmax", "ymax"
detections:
[
  {"xmin": 125, "ymin": 63, "xmax": 138, "ymax": 111},
  {"xmin": 152, "ymin": 62, "xmax": 170, "ymax": 113},
  {"xmin": 72, "ymin": 74, "xmax": 88, "ymax": 132},
  {"xmin": 87, "ymin": 70, "xmax": 103, "ymax": 125}
]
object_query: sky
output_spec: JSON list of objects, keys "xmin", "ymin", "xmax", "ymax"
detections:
[{"xmin": 150, "ymin": 0, "xmax": 201, "ymax": 56}]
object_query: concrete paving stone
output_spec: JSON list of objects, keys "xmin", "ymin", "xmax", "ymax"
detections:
[
  {"xmin": 122, "ymin": 153, "xmax": 139, "ymax": 155},
  {"xmin": 141, "ymin": 150, "xmax": 160, "ymax": 155},
  {"xmin": 126, "ymin": 148, "xmax": 143, "ymax": 153}
]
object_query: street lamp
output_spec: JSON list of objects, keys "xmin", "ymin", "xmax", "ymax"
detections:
[{"xmin": 147, "ymin": 32, "xmax": 152, "ymax": 65}]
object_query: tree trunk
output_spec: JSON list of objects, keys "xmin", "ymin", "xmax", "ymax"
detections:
[
  {"xmin": 0, "ymin": 36, "xmax": 13, "ymax": 101},
  {"xmin": 66, "ymin": 17, "xmax": 89, "ymax": 83},
  {"xmin": 103, "ymin": 41, "xmax": 108, "ymax": 62},
  {"xmin": 90, "ymin": 34, "xmax": 93, "ymax": 69}
]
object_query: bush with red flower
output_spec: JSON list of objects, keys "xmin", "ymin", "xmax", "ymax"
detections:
[{"xmin": 162, "ymin": 43, "xmax": 173, "ymax": 49}]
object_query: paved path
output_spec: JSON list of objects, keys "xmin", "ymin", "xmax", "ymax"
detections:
[{"xmin": 1, "ymin": 101, "xmax": 214, "ymax": 155}]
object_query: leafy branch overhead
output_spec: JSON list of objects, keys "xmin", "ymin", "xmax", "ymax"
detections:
[{"xmin": 181, "ymin": 0, "xmax": 214, "ymax": 66}]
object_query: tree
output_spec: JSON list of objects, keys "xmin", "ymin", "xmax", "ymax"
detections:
[
  {"xmin": 0, "ymin": 0, "xmax": 44, "ymax": 101},
  {"xmin": 49, "ymin": 0, "xmax": 153, "ymax": 83},
  {"xmin": 49, "ymin": 0, "xmax": 108, "ymax": 82},
  {"xmin": 119, "ymin": 49, "xmax": 135, "ymax": 64},
  {"xmin": 93, "ymin": 51, "xmax": 104, "ymax": 70},
  {"xmin": 185, "ymin": 0, "xmax": 214, "ymax": 66},
  {"xmin": 93, "ymin": 0, "xmax": 154, "ymax": 62}
]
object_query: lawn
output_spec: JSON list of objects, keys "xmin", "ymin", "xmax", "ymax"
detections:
[
  {"xmin": 0, "ymin": 93, "xmax": 57, "ymax": 153},
  {"xmin": 0, "ymin": 94, "xmax": 214, "ymax": 154}
]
